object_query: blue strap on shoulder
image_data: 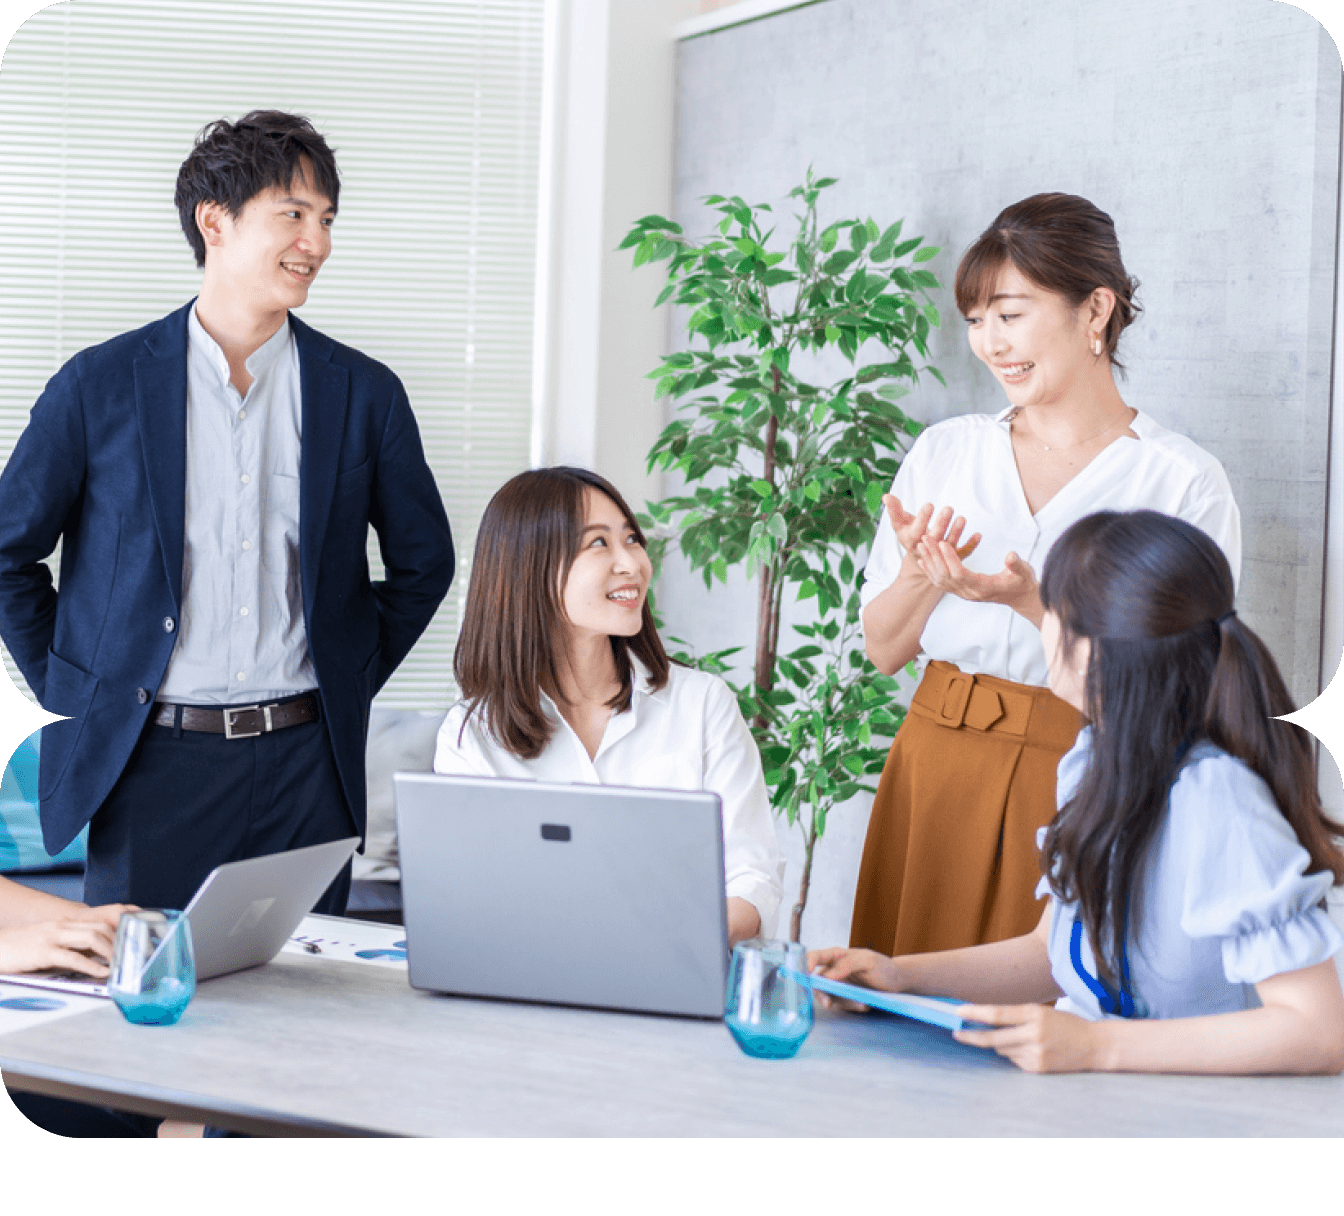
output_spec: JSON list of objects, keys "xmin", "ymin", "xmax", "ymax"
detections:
[
  {"xmin": 1063, "ymin": 733, "xmax": 1208, "ymax": 1020},
  {"xmin": 1069, "ymin": 915, "xmax": 1135, "ymax": 1018}
]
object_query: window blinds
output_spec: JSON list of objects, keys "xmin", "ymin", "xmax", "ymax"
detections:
[{"xmin": 0, "ymin": 0, "xmax": 543, "ymax": 709}]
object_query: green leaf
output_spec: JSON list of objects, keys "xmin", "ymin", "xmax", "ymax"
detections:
[
  {"xmin": 849, "ymin": 223, "xmax": 869, "ymax": 252},
  {"xmin": 824, "ymin": 324, "xmax": 841, "ymax": 343},
  {"xmin": 892, "ymin": 237, "xmax": 922, "ymax": 258},
  {"xmin": 912, "ymin": 245, "xmax": 940, "ymax": 263},
  {"xmin": 750, "ymin": 479, "xmax": 774, "ymax": 498},
  {"xmin": 819, "ymin": 225, "xmax": 839, "ymax": 253},
  {"xmin": 823, "ymin": 250, "xmax": 859, "ymax": 275},
  {"xmin": 797, "ymin": 578, "xmax": 817, "ymax": 601},
  {"xmin": 864, "ymin": 481, "xmax": 884, "ymax": 515}
]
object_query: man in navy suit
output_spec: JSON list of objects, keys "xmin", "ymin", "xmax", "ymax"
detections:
[{"xmin": 0, "ymin": 111, "xmax": 454, "ymax": 917}]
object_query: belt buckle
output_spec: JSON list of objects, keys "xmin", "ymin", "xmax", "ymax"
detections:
[
  {"xmin": 937, "ymin": 673, "xmax": 974, "ymax": 729},
  {"xmin": 224, "ymin": 704, "xmax": 270, "ymax": 740}
]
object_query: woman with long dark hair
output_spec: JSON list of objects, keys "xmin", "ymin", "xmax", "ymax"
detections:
[
  {"xmin": 811, "ymin": 510, "xmax": 1344, "ymax": 1074},
  {"xmin": 434, "ymin": 466, "xmax": 785, "ymax": 946},
  {"xmin": 852, "ymin": 194, "xmax": 1241, "ymax": 957}
]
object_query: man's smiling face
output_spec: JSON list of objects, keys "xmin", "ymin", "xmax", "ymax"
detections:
[{"xmin": 199, "ymin": 163, "xmax": 335, "ymax": 317}]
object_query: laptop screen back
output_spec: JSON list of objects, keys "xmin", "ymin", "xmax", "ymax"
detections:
[{"xmin": 395, "ymin": 773, "xmax": 728, "ymax": 1018}]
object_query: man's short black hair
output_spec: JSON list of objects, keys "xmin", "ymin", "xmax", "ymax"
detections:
[{"xmin": 174, "ymin": 110, "xmax": 340, "ymax": 268}]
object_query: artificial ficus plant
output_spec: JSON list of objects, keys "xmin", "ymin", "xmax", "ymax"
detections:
[{"xmin": 621, "ymin": 171, "xmax": 947, "ymax": 942}]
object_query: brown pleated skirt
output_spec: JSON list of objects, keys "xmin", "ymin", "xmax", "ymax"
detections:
[{"xmin": 849, "ymin": 660, "xmax": 1082, "ymax": 957}]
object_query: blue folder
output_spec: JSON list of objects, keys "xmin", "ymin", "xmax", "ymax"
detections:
[{"xmin": 784, "ymin": 968, "xmax": 991, "ymax": 1032}]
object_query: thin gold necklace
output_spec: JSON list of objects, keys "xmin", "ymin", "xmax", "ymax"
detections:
[{"xmin": 1010, "ymin": 406, "xmax": 1132, "ymax": 453}]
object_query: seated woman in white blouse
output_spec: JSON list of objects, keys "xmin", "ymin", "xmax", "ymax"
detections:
[{"xmin": 433, "ymin": 466, "xmax": 786, "ymax": 946}]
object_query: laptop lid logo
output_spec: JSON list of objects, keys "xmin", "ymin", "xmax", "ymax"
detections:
[{"xmin": 229, "ymin": 897, "xmax": 277, "ymax": 937}]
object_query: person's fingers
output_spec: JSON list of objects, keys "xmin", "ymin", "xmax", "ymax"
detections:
[
  {"xmin": 40, "ymin": 925, "xmax": 115, "ymax": 965},
  {"xmin": 955, "ymin": 532, "xmax": 982, "ymax": 560},
  {"xmin": 883, "ymin": 494, "xmax": 910, "ymax": 529},
  {"xmin": 928, "ymin": 505, "xmax": 955, "ymax": 543},
  {"xmin": 76, "ymin": 903, "xmax": 133, "ymax": 929},
  {"xmin": 45, "ymin": 947, "xmax": 111, "ymax": 978},
  {"xmin": 914, "ymin": 541, "xmax": 942, "ymax": 585},
  {"xmin": 806, "ymin": 946, "xmax": 848, "ymax": 971},
  {"xmin": 900, "ymin": 500, "xmax": 934, "ymax": 547}
]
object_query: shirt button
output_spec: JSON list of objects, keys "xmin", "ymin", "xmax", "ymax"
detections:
[
  {"xmin": 240, "ymin": 473, "xmax": 251, "ymax": 485},
  {"xmin": 238, "ymin": 409, "xmax": 247, "ymax": 420},
  {"xmin": 241, "ymin": 540, "xmax": 252, "ymax": 551},
  {"xmin": 239, "ymin": 606, "xmax": 249, "ymax": 617},
  {"xmin": 136, "ymin": 688, "xmax": 150, "ymax": 704},
  {"xmin": 162, "ymin": 617, "xmax": 175, "ymax": 633},
  {"xmin": 236, "ymin": 672, "xmax": 246, "ymax": 682}
]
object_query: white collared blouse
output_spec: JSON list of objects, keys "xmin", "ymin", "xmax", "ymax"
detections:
[
  {"xmin": 432, "ymin": 662, "xmax": 787, "ymax": 937},
  {"xmin": 860, "ymin": 407, "xmax": 1242, "ymax": 688}
]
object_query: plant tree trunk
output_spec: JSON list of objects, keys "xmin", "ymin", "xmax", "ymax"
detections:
[
  {"xmin": 790, "ymin": 823, "xmax": 817, "ymax": 943},
  {"xmin": 754, "ymin": 368, "xmax": 782, "ymax": 699},
  {"xmin": 754, "ymin": 413, "xmax": 780, "ymax": 730}
]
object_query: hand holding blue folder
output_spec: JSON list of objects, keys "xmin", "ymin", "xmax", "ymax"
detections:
[{"xmin": 782, "ymin": 968, "xmax": 994, "ymax": 1032}]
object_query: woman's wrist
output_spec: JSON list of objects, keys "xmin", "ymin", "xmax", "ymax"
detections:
[{"xmin": 1005, "ymin": 584, "xmax": 1044, "ymax": 628}]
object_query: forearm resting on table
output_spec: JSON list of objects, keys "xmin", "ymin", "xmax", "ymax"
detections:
[
  {"xmin": 896, "ymin": 919, "xmax": 1062, "ymax": 1006},
  {"xmin": 1090, "ymin": 960, "xmax": 1344, "ymax": 1075},
  {"xmin": 862, "ymin": 572, "xmax": 943, "ymax": 676}
]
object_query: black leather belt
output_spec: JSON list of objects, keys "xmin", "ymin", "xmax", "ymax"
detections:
[{"xmin": 153, "ymin": 692, "xmax": 320, "ymax": 739}]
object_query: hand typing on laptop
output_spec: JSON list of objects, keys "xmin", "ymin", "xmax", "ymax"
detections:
[{"xmin": 0, "ymin": 874, "xmax": 135, "ymax": 979}]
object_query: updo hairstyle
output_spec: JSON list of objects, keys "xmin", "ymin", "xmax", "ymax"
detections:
[{"xmin": 954, "ymin": 193, "xmax": 1142, "ymax": 371}]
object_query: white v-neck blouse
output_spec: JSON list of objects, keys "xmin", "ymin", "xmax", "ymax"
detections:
[
  {"xmin": 432, "ymin": 662, "xmax": 787, "ymax": 937},
  {"xmin": 860, "ymin": 408, "xmax": 1241, "ymax": 688}
]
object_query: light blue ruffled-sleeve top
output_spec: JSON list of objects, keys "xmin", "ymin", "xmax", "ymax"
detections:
[{"xmin": 1038, "ymin": 728, "xmax": 1343, "ymax": 1021}]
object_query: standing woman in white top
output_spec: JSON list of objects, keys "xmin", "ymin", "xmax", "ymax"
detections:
[
  {"xmin": 852, "ymin": 194, "xmax": 1241, "ymax": 958},
  {"xmin": 433, "ymin": 466, "xmax": 786, "ymax": 945}
]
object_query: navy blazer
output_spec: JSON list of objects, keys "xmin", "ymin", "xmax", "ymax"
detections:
[{"xmin": 0, "ymin": 302, "xmax": 454, "ymax": 854}]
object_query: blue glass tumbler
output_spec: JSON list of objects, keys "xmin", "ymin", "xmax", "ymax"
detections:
[
  {"xmin": 108, "ymin": 910, "xmax": 196, "ymax": 1026},
  {"xmin": 724, "ymin": 940, "xmax": 813, "ymax": 1059}
]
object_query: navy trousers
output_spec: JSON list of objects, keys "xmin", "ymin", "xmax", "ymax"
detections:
[{"xmin": 82, "ymin": 716, "xmax": 356, "ymax": 915}]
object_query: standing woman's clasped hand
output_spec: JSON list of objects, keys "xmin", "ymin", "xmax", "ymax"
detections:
[
  {"xmin": 886, "ymin": 493, "xmax": 1044, "ymax": 627},
  {"xmin": 885, "ymin": 495, "xmax": 981, "ymax": 576}
]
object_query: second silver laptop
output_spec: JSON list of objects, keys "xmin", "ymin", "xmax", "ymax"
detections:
[{"xmin": 395, "ymin": 772, "xmax": 728, "ymax": 1019}]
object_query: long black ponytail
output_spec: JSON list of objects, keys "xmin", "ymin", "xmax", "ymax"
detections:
[{"xmin": 1038, "ymin": 510, "xmax": 1344, "ymax": 988}]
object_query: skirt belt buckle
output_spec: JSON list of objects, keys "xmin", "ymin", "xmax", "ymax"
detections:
[{"xmin": 936, "ymin": 673, "xmax": 974, "ymax": 728}]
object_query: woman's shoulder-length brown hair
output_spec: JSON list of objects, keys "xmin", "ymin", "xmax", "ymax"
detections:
[{"xmin": 453, "ymin": 465, "xmax": 670, "ymax": 760}]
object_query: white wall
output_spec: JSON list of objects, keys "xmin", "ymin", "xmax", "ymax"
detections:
[
  {"xmin": 532, "ymin": 0, "xmax": 701, "ymax": 513},
  {"xmin": 533, "ymin": 0, "xmax": 1344, "ymax": 950}
]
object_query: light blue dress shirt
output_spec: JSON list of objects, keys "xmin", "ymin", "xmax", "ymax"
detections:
[
  {"xmin": 157, "ymin": 307, "xmax": 318, "ymax": 705},
  {"xmin": 1039, "ymin": 728, "xmax": 1343, "ymax": 1020}
]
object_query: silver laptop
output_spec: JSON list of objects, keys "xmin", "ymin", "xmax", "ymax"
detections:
[
  {"xmin": 395, "ymin": 773, "xmax": 729, "ymax": 1019},
  {"xmin": 0, "ymin": 836, "xmax": 359, "ymax": 998}
]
